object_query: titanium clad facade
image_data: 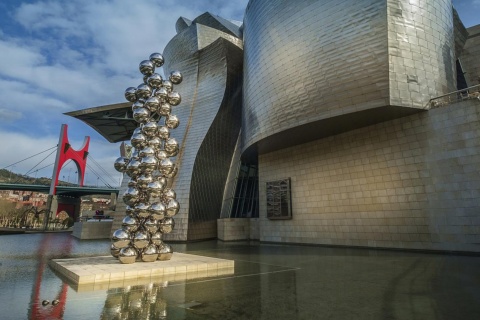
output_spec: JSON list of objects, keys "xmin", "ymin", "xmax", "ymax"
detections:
[
  {"xmin": 460, "ymin": 25, "xmax": 480, "ymax": 86},
  {"xmin": 162, "ymin": 14, "xmax": 243, "ymax": 241},
  {"xmin": 241, "ymin": 0, "xmax": 456, "ymax": 158}
]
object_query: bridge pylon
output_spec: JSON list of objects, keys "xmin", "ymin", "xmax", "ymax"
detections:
[{"xmin": 49, "ymin": 124, "xmax": 90, "ymax": 195}]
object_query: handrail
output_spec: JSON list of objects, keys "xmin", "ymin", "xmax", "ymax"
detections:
[{"xmin": 429, "ymin": 84, "xmax": 480, "ymax": 109}]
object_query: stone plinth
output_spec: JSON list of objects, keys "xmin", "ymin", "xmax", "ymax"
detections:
[
  {"xmin": 72, "ymin": 220, "xmax": 113, "ymax": 239},
  {"xmin": 50, "ymin": 253, "xmax": 234, "ymax": 286}
]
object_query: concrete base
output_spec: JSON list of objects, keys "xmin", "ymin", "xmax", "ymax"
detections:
[
  {"xmin": 217, "ymin": 218, "xmax": 260, "ymax": 241},
  {"xmin": 72, "ymin": 221, "xmax": 113, "ymax": 239},
  {"xmin": 50, "ymin": 253, "xmax": 234, "ymax": 288}
]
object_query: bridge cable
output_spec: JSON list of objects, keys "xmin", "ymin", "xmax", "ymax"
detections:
[
  {"xmin": 1, "ymin": 146, "xmax": 57, "ymax": 170},
  {"xmin": 85, "ymin": 163, "xmax": 113, "ymax": 188},
  {"xmin": 86, "ymin": 154, "xmax": 118, "ymax": 185},
  {"xmin": 58, "ymin": 151, "xmax": 115, "ymax": 187},
  {"xmin": 22, "ymin": 148, "xmax": 57, "ymax": 178}
]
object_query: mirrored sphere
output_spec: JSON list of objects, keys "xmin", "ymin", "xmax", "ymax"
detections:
[
  {"xmin": 131, "ymin": 132, "xmax": 147, "ymax": 149},
  {"xmin": 114, "ymin": 156, "xmax": 128, "ymax": 172},
  {"xmin": 144, "ymin": 218, "xmax": 158, "ymax": 234},
  {"xmin": 154, "ymin": 87, "xmax": 168, "ymax": 100},
  {"xmin": 122, "ymin": 215, "xmax": 139, "ymax": 233},
  {"xmin": 132, "ymin": 100, "xmax": 145, "ymax": 110},
  {"xmin": 163, "ymin": 188, "xmax": 177, "ymax": 200},
  {"xmin": 148, "ymin": 137, "xmax": 162, "ymax": 150},
  {"xmin": 159, "ymin": 217, "xmax": 175, "ymax": 234},
  {"xmin": 147, "ymin": 73, "xmax": 163, "ymax": 89},
  {"xmin": 167, "ymin": 91, "xmax": 181, "ymax": 106},
  {"xmin": 162, "ymin": 80, "xmax": 173, "ymax": 92},
  {"xmin": 157, "ymin": 126, "xmax": 170, "ymax": 140},
  {"xmin": 165, "ymin": 165, "xmax": 178, "ymax": 178},
  {"xmin": 123, "ymin": 187, "xmax": 140, "ymax": 206},
  {"xmin": 111, "ymin": 244, "xmax": 120, "ymax": 258},
  {"xmin": 112, "ymin": 229, "xmax": 131, "ymax": 249},
  {"xmin": 139, "ymin": 60, "xmax": 155, "ymax": 76},
  {"xmin": 125, "ymin": 205, "xmax": 135, "ymax": 216},
  {"xmin": 159, "ymin": 158, "xmax": 174, "ymax": 175},
  {"xmin": 165, "ymin": 114, "xmax": 180, "ymax": 129},
  {"xmin": 169, "ymin": 71, "xmax": 183, "ymax": 84},
  {"xmin": 119, "ymin": 246, "xmax": 138, "ymax": 264},
  {"xmin": 137, "ymin": 173, "xmax": 153, "ymax": 189},
  {"xmin": 139, "ymin": 145, "xmax": 156, "ymax": 158},
  {"xmin": 146, "ymin": 180, "xmax": 165, "ymax": 198},
  {"xmin": 149, "ymin": 53, "xmax": 164, "ymax": 67},
  {"xmin": 143, "ymin": 74, "xmax": 149, "ymax": 84},
  {"xmin": 130, "ymin": 149, "xmax": 141, "ymax": 160},
  {"xmin": 156, "ymin": 150, "xmax": 168, "ymax": 161},
  {"xmin": 125, "ymin": 87, "xmax": 137, "ymax": 102},
  {"xmin": 141, "ymin": 244, "xmax": 158, "ymax": 262},
  {"xmin": 133, "ymin": 107, "xmax": 151, "ymax": 123},
  {"xmin": 149, "ymin": 202, "xmax": 166, "ymax": 220},
  {"xmin": 134, "ymin": 202, "xmax": 150, "ymax": 219},
  {"xmin": 157, "ymin": 243, "xmax": 173, "ymax": 261},
  {"xmin": 140, "ymin": 156, "xmax": 157, "ymax": 173},
  {"xmin": 165, "ymin": 199, "xmax": 180, "ymax": 217},
  {"xmin": 157, "ymin": 102, "xmax": 171, "ymax": 117},
  {"xmin": 125, "ymin": 160, "xmax": 141, "ymax": 178},
  {"xmin": 164, "ymin": 138, "xmax": 179, "ymax": 153},
  {"xmin": 150, "ymin": 231, "xmax": 163, "ymax": 246},
  {"xmin": 132, "ymin": 230, "xmax": 150, "ymax": 249},
  {"xmin": 136, "ymin": 83, "xmax": 153, "ymax": 99},
  {"xmin": 144, "ymin": 96, "xmax": 160, "ymax": 112}
]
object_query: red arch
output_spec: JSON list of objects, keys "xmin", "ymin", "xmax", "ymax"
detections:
[{"xmin": 49, "ymin": 124, "xmax": 90, "ymax": 195}]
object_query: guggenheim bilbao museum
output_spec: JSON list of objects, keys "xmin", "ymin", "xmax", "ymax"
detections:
[{"xmin": 68, "ymin": 0, "xmax": 480, "ymax": 252}]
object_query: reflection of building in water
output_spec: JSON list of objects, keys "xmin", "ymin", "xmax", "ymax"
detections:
[{"xmin": 101, "ymin": 283, "xmax": 168, "ymax": 319}]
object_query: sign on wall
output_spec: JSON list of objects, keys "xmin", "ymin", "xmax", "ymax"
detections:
[{"xmin": 266, "ymin": 178, "xmax": 292, "ymax": 220}]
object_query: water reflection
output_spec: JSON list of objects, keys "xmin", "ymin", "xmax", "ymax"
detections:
[{"xmin": 101, "ymin": 283, "xmax": 168, "ymax": 320}]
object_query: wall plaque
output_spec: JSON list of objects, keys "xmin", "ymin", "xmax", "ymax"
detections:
[{"xmin": 266, "ymin": 178, "xmax": 292, "ymax": 220}]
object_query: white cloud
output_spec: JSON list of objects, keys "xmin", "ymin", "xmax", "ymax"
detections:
[{"xmin": 0, "ymin": 108, "xmax": 22, "ymax": 122}]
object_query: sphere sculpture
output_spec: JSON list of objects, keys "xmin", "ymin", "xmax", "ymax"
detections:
[{"xmin": 112, "ymin": 52, "xmax": 182, "ymax": 264}]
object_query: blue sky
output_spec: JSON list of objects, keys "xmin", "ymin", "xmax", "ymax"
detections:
[{"xmin": 0, "ymin": 0, "xmax": 478, "ymax": 186}]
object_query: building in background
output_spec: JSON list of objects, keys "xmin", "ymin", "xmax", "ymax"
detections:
[{"xmin": 69, "ymin": 0, "xmax": 480, "ymax": 252}]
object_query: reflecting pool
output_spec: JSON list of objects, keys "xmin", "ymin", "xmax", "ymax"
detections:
[{"xmin": 1, "ymin": 233, "xmax": 480, "ymax": 319}]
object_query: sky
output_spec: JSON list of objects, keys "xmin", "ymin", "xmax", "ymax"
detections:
[{"xmin": 0, "ymin": 0, "xmax": 478, "ymax": 187}]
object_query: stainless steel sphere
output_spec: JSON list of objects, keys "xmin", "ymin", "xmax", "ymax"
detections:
[
  {"xmin": 159, "ymin": 158, "xmax": 174, "ymax": 175},
  {"xmin": 139, "ymin": 145, "xmax": 156, "ymax": 158},
  {"xmin": 169, "ymin": 71, "xmax": 183, "ymax": 85},
  {"xmin": 148, "ymin": 137, "xmax": 162, "ymax": 150},
  {"xmin": 163, "ymin": 188, "xmax": 176, "ymax": 200},
  {"xmin": 125, "ymin": 159, "xmax": 141, "ymax": 178},
  {"xmin": 125, "ymin": 87, "xmax": 137, "ymax": 102},
  {"xmin": 162, "ymin": 80, "xmax": 173, "ymax": 92},
  {"xmin": 139, "ymin": 60, "xmax": 155, "ymax": 76},
  {"xmin": 146, "ymin": 180, "xmax": 165, "ymax": 198},
  {"xmin": 132, "ymin": 99, "xmax": 145, "ymax": 110},
  {"xmin": 149, "ymin": 53, "xmax": 164, "ymax": 67},
  {"xmin": 111, "ymin": 243, "xmax": 121, "ymax": 258},
  {"xmin": 133, "ymin": 107, "xmax": 151, "ymax": 123},
  {"xmin": 157, "ymin": 102, "xmax": 171, "ymax": 117},
  {"xmin": 122, "ymin": 187, "xmax": 140, "ymax": 206},
  {"xmin": 165, "ymin": 114, "xmax": 180, "ymax": 129},
  {"xmin": 119, "ymin": 246, "xmax": 138, "ymax": 264},
  {"xmin": 122, "ymin": 215, "xmax": 139, "ymax": 233},
  {"xmin": 164, "ymin": 138, "xmax": 179, "ymax": 155},
  {"xmin": 165, "ymin": 199, "xmax": 179, "ymax": 217},
  {"xmin": 154, "ymin": 87, "xmax": 168, "ymax": 100},
  {"xmin": 134, "ymin": 202, "xmax": 150, "ymax": 219},
  {"xmin": 157, "ymin": 243, "xmax": 173, "ymax": 260},
  {"xmin": 136, "ymin": 173, "xmax": 153, "ymax": 189},
  {"xmin": 130, "ymin": 149, "xmax": 141, "ymax": 160},
  {"xmin": 167, "ymin": 91, "xmax": 181, "ymax": 106},
  {"xmin": 150, "ymin": 231, "xmax": 163, "ymax": 246},
  {"xmin": 144, "ymin": 218, "xmax": 158, "ymax": 234},
  {"xmin": 140, "ymin": 155, "xmax": 157, "ymax": 173},
  {"xmin": 141, "ymin": 244, "xmax": 158, "ymax": 262},
  {"xmin": 143, "ymin": 74, "xmax": 149, "ymax": 84},
  {"xmin": 125, "ymin": 205, "xmax": 135, "ymax": 216},
  {"xmin": 165, "ymin": 165, "xmax": 178, "ymax": 178},
  {"xmin": 132, "ymin": 230, "xmax": 150, "ymax": 249},
  {"xmin": 131, "ymin": 132, "xmax": 147, "ymax": 149},
  {"xmin": 157, "ymin": 126, "xmax": 170, "ymax": 140},
  {"xmin": 136, "ymin": 83, "xmax": 153, "ymax": 99},
  {"xmin": 148, "ymin": 202, "xmax": 166, "ymax": 220},
  {"xmin": 159, "ymin": 217, "xmax": 175, "ymax": 234},
  {"xmin": 114, "ymin": 156, "xmax": 129, "ymax": 172},
  {"xmin": 147, "ymin": 73, "xmax": 163, "ymax": 89},
  {"xmin": 112, "ymin": 229, "xmax": 131, "ymax": 249},
  {"xmin": 144, "ymin": 96, "xmax": 160, "ymax": 112},
  {"xmin": 155, "ymin": 150, "xmax": 168, "ymax": 161}
]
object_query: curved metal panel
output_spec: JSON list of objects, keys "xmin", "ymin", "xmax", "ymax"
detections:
[{"xmin": 241, "ymin": 0, "xmax": 456, "ymax": 157}]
